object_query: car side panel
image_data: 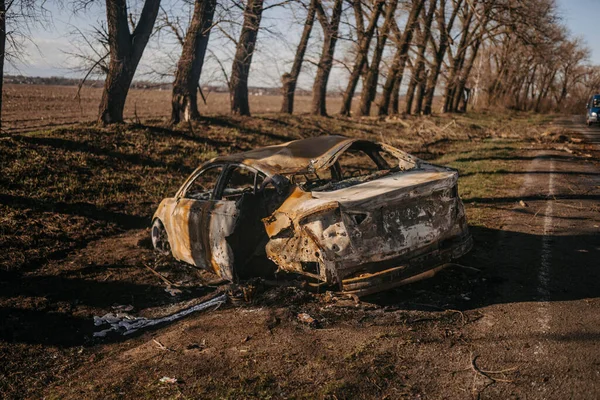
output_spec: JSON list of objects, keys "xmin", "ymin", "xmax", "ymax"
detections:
[{"xmin": 161, "ymin": 198, "xmax": 212, "ymax": 270}]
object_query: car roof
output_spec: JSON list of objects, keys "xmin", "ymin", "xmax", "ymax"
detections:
[{"xmin": 211, "ymin": 135, "xmax": 357, "ymax": 175}]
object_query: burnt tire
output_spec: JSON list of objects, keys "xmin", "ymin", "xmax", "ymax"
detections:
[{"xmin": 151, "ymin": 219, "xmax": 171, "ymax": 256}]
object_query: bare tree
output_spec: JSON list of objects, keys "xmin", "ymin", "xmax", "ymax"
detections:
[
  {"xmin": 281, "ymin": 0, "xmax": 317, "ymax": 114},
  {"xmin": 357, "ymin": 0, "xmax": 398, "ymax": 116},
  {"xmin": 404, "ymin": 0, "xmax": 436, "ymax": 115},
  {"xmin": 0, "ymin": 0, "xmax": 6, "ymax": 131},
  {"xmin": 0, "ymin": 0, "xmax": 51, "ymax": 131},
  {"xmin": 339, "ymin": 0, "xmax": 384, "ymax": 116},
  {"xmin": 554, "ymin": 39, "xmax": 588, "ymax": 108},
  {"xmin": 98, "ymin": 0, "xmax": 161, "ymax": 124},
  {"xmin": 311, "ymin": 0, "xmax": 343, "ymax": 116},
  {"xmin": 377, "ymin": 0, "xmax": 424, "ymax": 116},
  {"xmin": 422, "ymin": 0, "xmax": 461, "ymax": 115},
  {"xmin": 229, "ymin": 0, "xmax": 264, "ymax": 116},
  {"xmin": 171, "ymin": 0, "xmax": 217, "ymax": 124},
  {"xmin": 440, "ymin": 0, "xmax": 476, "ymax": 113}
]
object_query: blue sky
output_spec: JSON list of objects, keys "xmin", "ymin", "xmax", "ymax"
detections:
[
  {"xmin": 6, "ymin": 0, "xmax": 600, "ymax": 86},
  {"xmin": 556, "ymin": 0, "xmax": 599, "ymax": 64}
]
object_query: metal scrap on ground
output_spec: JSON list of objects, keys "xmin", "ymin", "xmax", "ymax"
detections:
[{"xmin": 93, "ymin": 293, "xmax": 227, "ymax": 337}]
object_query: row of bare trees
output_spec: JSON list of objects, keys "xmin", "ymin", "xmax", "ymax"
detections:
[{"xmin": 0, "ymin": 0, "xmax": 596, "ymax": 126}]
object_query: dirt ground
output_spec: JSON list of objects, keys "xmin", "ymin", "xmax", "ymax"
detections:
[{"xmin": 1, "ymin": 99, "xmax": 599, "ymax": 399}]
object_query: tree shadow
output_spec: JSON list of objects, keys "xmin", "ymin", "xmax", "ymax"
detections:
[
  {"xmin": 460, "ymin": 170, "xmax": 600, "ymax": 178},
  {"xmin": 0, "ymin": 193, "xmax": 147, "ymax": 229},
  {"xmin": 454, "ymin": 154, "xmax": 592, "ymax": 163},
  {"xmin": 13, "ymin": 134, "xmax": 190, "ymax": 172},
  {"xmin": 463, "ymin": 194, "xmax": 600, "ymax": 204},
  {"xmin": 365, "ymin": 225, "xmax": 600, "ymax": 311},
  {"xmin": 138, "ymin": 123, "xmax": 248, "ymax": 152},
  {"xmin": 200, "ymin": 116, "xmax": 297, "ymax": 143},
  {"xmin": 0, "ymin": 266, "xmax": 215, "ymax": 347}
]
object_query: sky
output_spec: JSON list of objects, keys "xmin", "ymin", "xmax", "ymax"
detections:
[
  {"xmin": 5, "ymin": 0, "xmax": 600, "ymax": 88},
  {"xmin": 555, "ymin": 0, "xmax": 600, "ymax": 64}
]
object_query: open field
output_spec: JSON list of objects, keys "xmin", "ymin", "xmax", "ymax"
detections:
[
  {"xmin": 2, "ymin": 84, "xmax": 386, "ymax": 133},
  {"xmin": 1, "ymin": 85, "xmax": 600, "ymax": 399}
]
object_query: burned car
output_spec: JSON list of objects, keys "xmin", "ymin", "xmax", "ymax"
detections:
[{"xmin": 151, "ymin": 135, "xmax": 472, "ymax": 296}]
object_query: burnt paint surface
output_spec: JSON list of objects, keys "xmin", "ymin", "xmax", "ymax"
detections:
[
  {"xmin": 154, "ymin": 198, "xmax": 239, "ymax": 280},
  {"xmin": 263, "ymin": 168, "xmax": 471, "ymax": 292}
]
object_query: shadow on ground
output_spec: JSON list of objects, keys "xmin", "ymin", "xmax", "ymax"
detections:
[
  {"xmin": 366, "ymin": 225, "xmax": 600, "ymax": 311},
  {"xmin": 1, "ymin": 222, "xmax": 599, "ymax": 348}
]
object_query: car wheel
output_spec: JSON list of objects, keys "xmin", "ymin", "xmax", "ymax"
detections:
[{"xmin": 151, "ymin": 219, "xmax": 171, "ymax": 256}]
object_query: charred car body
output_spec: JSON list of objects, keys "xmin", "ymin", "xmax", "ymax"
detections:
[{"xmin": 151, "ymin": 135, "xmax": 472, "ymax": 296}]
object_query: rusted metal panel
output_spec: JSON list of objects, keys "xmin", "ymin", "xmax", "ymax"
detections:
[
  {"xmin": 262, "ymin": 168, "xmax": 471, "ymax": 291},
  {"xmin": 206, "ymin": 201, "xmax": 239, "ymax": 281}
]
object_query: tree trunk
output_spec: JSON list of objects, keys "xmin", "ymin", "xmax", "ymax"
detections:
[
  {"xmin": 421, "ymin": 0, "xmax": 460, "ymax": 115},
  {"xmin": 357, "ymin": 0, "xmax": 398, "ymax": 116},
  {"xmin": 171, "ymin": 0, "xmax": 216, "ymax": 124},
  {"xmin": 404, "ymin": 0, "xmax": 436, "ymax": 115},
  {"xmin": 339, "ymin": 0, "xmax": 384, "ymax": 116},
  {"xmin": 281, "ymin": 0, "xmax": 317, "ymax": 114},
  {"xmin": 311, "ymin": 0, "xmax": 344, "ymax": 116},
  {"xmin": 377, "ymin": 0, "xmax": 424, "ymax": 116},
  {"xmin": 0, "ymin": 0, "xmax": 5, "ymax": 132},
  {"xmin": 98, "ymin": 0, "xmax": 161, "ymax": 124},
  {"xmin": 441, "ymin": 1, "xmax": 476, "ymax": 113},
  {"xmin": 413, "ymin": 68, "xmax": 428, "ymax": 114},
  {"xmin": 230, "ymin": 0, "xmax": 264, "ymax": 116},
  {"xmin": 351, "ymin": 0, "xmax": 372, "ymax": 86},
  {"xmin": 391, "ymin": 74, "xmax": 401, "ymax": 114},
  {"xmin": 453, "ymin": 37, "xmax": 482, "ymax": 112},
  {"xmin": 556, "ymin": 66, "xmax": 570, "ymax": 107}
]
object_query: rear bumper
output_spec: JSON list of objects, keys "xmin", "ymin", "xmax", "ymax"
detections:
[{"xmin": 340, "ymin": 232, "xmax": 473, "ymax": 296}]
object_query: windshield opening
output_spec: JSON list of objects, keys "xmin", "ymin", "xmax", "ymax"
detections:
[{"xmin": 290, "ymin": 142, "xmax": 417, "ymax": 192}]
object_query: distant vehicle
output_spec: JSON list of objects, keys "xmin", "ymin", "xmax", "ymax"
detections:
[
  {"xmin": 586, "ymin": 94, "xmax": 600, "ymax": 126},
  {"xmin": 151, "ymin": 136, "xmax": 472, "ymax": 297}
]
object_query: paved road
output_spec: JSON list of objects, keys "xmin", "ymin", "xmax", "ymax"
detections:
[
  {"xmin": 555, "ymin": 115, "xmax": 600, "ymax": 144},
  {"xmin": 463, "ymin": 116, "xmax": 600, "ymax": 399}
]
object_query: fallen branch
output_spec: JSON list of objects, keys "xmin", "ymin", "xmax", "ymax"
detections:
[
  {"xmin": 447, "ymin": 263, "xmax": 481, "ymax": 273},
  {"xmin": 143, "ymin": 263, "xmax": 178, "ymax": 287},
  {"xmin": 153, "ymin": 339, "xmax": 174, "ymax": 351},
  {"xmin": 552, "ymin": 200, "xmax": 589, "ymax": 210},
  {"xmin": 446, "ymin": 309, "xmax": 467, "ymax": 325},
  {"xmin": 470, "ymin": 354, "xmax": 516, "ymax": 383}
]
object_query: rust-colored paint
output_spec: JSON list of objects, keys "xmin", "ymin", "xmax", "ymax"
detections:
[{"xmin": 153, "ymin": 197, "xmax": 238, "ymax": 280}]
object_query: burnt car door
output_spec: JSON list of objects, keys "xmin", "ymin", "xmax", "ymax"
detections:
[
  {"xmin": 169, "ymin": 164, "xmax": 224, "ymax": 270},
  {"xmin": 207, "ymin": 164, "xmax": 277, "ymax": 280}
]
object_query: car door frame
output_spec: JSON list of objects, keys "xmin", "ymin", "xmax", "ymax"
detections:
[
  {"xmin": 203, "ymin": 163, "xmax": 264, "ymax": 280},
  {"xmin": 168, "ymin": 163, "xmax": 228, "ymax": 271}
]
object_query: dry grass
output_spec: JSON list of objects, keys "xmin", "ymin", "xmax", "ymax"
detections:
[{"xmin": 0, "ymin": 106, "xmax": 557, "ymax": 273}]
